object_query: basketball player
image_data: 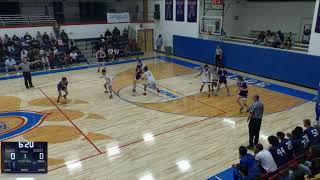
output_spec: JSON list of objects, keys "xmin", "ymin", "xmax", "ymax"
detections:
[
  {"xmin": 210, "ymin": 65, "xmax": 219, "ymax": 96},
  {"xmin": 57, "ymin": 77, "xmax": 68, "ymax": 103},
  {"xmin": 107, "ymin": 45, "xmax": 114, "ymax": 62},
  {"xmin": 217, "ymin": 66, "xmax": 230, "ymax": 96},
  {"xmin": 102, "ymin": 69, "xmax": 113, "ymax": 99},
  {"xmin": 96, "ymin": 47, "xmax": 106, "ymax": 73},
  {"xmin": 142, "ymin": 66, "xmax": 160, "ymax": 96},
  {"xmin": 132, "ymin": 57, "xmax": 144, "ymax": 96},
  {"xmin": 236, "ymin": 76, "xmax": 249, "ymax": 112},
  {"xmin": 195, "ymin": 64, "xmax": 211, "ymax": 97}
]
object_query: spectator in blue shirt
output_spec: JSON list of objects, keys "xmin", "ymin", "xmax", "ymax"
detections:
[{"xmin": 237, "ymin": 146, "xmax": 261, "ymax": 179}]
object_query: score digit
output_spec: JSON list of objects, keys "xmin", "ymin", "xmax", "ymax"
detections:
[
  {"xmin": 18, "ymin": 142, "xmax": 34, "ymax": 148},
  {"xmin": 10, "ymin": 153, "xmax": 15, "ymax": 160},
  {"xmin": 39, "ymin": 153, "xmax": 44, "ymax": 160}
]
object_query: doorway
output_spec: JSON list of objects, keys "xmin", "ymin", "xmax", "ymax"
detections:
[{"xmin": 138, "ymin": 29, "xmax": 154, "ymax": 52}]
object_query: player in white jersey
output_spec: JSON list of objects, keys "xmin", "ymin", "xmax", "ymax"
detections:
[
  {"xmin": 210, "ymin": 65, "xmax": 219, "ymax": 96},
  {"xmin": 195, "ymin": 64, "xmax": 211, "ymax": 97},
  {"xmin": 102, "ymin": 69, "xmax": 113, "ymax": 99},
  {"xmin": 142, "ymin": 66, "xmax": 160, "ymax": 96}
]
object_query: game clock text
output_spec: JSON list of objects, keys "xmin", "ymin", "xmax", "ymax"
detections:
[{"xmin": 1, "ymin": 142, "xmax": 48, "ymax": 173}]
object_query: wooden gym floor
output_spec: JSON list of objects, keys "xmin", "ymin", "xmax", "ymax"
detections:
[{"xmin": 0, "ymin": 55, "xmax": 316, "ymax": 180}]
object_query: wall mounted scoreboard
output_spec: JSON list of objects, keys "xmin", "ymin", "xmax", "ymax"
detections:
[{"xmin": 1, "ymin": 142, "xmax": 48, "ymax": 173}]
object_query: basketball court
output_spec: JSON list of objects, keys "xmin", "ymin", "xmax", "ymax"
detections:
[{"xmin": 0, "ymin": 54, "xmax": 316, "ymax": 180}]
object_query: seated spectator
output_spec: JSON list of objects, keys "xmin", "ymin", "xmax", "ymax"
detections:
[
  {"xmin": 283, "ymin": 35, "xmax": 293, "ymax": 49},
  {"xmin": 276, "ymin": 131, "xmax": 294, "ymax": 161},
  {"xmin": 70, "ymin": 51, "xmax": 79, "ymax": 64},
  {"xmin": 296, "ymin": 126, "xmax": 311, "ymax": 150},
  {"xmin": 123, "ymin": 27, "xmax": 129, "ymax": 38},
  {"xmin": 237, "ymin": 146, "xmax": 260, "ymax": 179},
  {"xmin": 24, "ymin": 32, "xmax": 32, "ymax": 44},
  {"xmin": 21, "ymin": 49, "xmax": 28, "ymax": 59},
  {"xmin": 31, "ymin": 38, "xmax": 40, "ymax": 49},
  {"xmin": 253, "ymin": 31, "xmax": 265, "ymax": 45},
  {"xmin": 36, "ymin": 31, "xmax": 42, "ymax": 41},
  {"xmin": 277, "ymin": 30, "xmax": 284, "ymax": 43},
  {"xmin": 48, "ymin": 49, "xmax": 54, "ymax": 69},
  {"xmin": 41, "ymin": 54, "xmax": 50, "ymax": 71},
  {"xmin": 272, "ymin": 33, "xmax": 282, "ymax": 48},
  {"xmin": 60, "ymin": 30, "xmax": 69, "ymax": 44},
  {"xmin": 254, "ymin": 143, "xmax": 277, "ymax": 173},
  {"xmin": 105, "ymin": 29, "xmax": 112, "ymax": 41},
  {"xmin": 43, "ymin": 32, "xmax": 50, "ymax": 42},
  {"xmin": 4, "ymin": 35, "xmax": 14, "ymax": 52},
  {"xmin": 4, "ymin": 56, "xmax": 18, "ymax": 75},
  {"xmin": 113, "ymin": 46, "xmax": 119, "ymax": 62},
  {"xmin": 63, "ymin": 52, "xmax": 72, "ymax": 67},
  {"xmin": 303, "ymin": 119, "xmax": 320, "ymax": 145},
  {"xmin": 268, "ymin": 135, "xmax": 290, "ymax": 167},
  {"xmin": 12, "ymin": 34, "xmax": 20, "ymax": 47},
  {"xmin": 265, "ymin": 34, "xmax": 273, "ymax": 47}
]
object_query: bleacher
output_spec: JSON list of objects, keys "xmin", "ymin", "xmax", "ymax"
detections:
[
  {"xmin": 0, "ymin": 14, "xmax": 56, "ymax": 26},
  {"xmin": 226, "ymin": 34, "xmax": 309, "ymax": 53}
]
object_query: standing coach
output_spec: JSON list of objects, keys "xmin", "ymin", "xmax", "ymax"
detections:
[
  {"xmin": 247, "ymin": 94, "xmax": 264, "ymax": 150},
  {"xmin": 18, "ymin": 58, "xmax": 38, "ymax": 89}
]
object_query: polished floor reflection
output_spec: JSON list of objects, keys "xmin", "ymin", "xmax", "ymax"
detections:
[{"xmin": 0, "ymin": 56, "xmax": 316, "ymax": 180}]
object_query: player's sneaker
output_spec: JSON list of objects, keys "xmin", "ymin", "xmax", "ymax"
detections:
[
  {"xmin": 240, "ymin": 106, "xmax": 244, "ymax": 113},
  {"xmin": 143, "ymin": 92, "xmax": 147, "ymax": 96},
  {"xmin": 63, "ymin": 95, "xmax": 67, "ymax": 99},
  {"xmin": 156, "ymin": 88, "xmax": 160, "ymax": 93},
  {"xmin": 109, "ymin": 95, "xmax": 113, "ymax": 99},
  {"xmin": 104, "ymin": 91, "xmax": 108, "ymax": 94}
]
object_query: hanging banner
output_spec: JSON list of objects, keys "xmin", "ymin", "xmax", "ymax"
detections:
[
  {"xmin": 165, "ymin": 0, "xmax": 173, "ymax": 20},
  {"xmin": 176, "ymin": 0, "xmax": 185, "ymax": 22},
  {"xmin": 107, "ymin": 12, "xmax": 130, "ymax": 23},
  {"xmin": 187, "ymin": 0, "xmax": 197, "ymax": 22}
]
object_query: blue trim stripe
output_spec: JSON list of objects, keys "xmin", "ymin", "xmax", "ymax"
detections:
[
  {"xmin": 0, "ymin": 111, "xmax": 46, "ymax": 140},
  {"xmin": 207, "ymin": 167, "xmax": 234, "ymax": 180}
]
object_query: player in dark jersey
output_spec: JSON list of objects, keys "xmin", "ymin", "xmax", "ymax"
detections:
[
  {"xmin": 236, "ymin": 76, "xmax": 249, "ymax": 112},
  {"xmin": 57, "ymin": 77, "xmax": 68, "ymax": 103},
  {"xmin": 217, "ymin": 66, "xmax": 230, "ymax": 96},
  {"xmin": 267, "ymin": 135, "xmax": 290, "ymax": 167},
  {"xmin": 276, "ymin": 132, "xmax": 294, "ymax": 161},
  {"xmin": 303, "ymin": 119, "xmax": 320, "ymax": 145},
  {"xmin": 132, "ymin": 57, "xmax": 144, "ymax": 96}
]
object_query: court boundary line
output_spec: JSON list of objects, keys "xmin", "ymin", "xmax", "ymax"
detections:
[
  {"xmin": 38, "ymin": 88, "xmax": 103, "ymax": 154},
  {"xmin": 48, "ymin": 112, "xmax": 225, "ymax": 172}
]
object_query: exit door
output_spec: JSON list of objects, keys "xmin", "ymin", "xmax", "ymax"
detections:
[{"xmin": 138, "ymin": 29, "xmax": 154, "ymax": 52}]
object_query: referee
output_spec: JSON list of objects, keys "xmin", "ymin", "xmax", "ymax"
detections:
[
  {"xmin": 18, "ymin": 58, "xmax": 37, "ymax": 89},
  {"xmin": 247, "ymin": 94, "xmax": 264, "ymax": 150}
]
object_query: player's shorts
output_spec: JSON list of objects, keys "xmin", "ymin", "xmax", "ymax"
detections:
[
  {"xmin": 215, "ymin": 55, "xmax": 222, "ymax": 61},
  {"xmin": 202, "ymin": 81, "xmax": 210, "ymax": 84},
  {"xmin": 135, "ymin": 73, "xmax": 142, "ymax": 80},
  {"xmin": 146, "ymin": 81, "xmax": 156, "ymax": 87},
  {"xmin": 97, "ymin": 58, "xmax": 104, "ymax": 62},
  {"xmin": 105, "ymin": 83, "xmax": 112, "ymax": 89},
  {"xmin": 219, "ymin": 77, "xmax": 227, "ymax": 84},
  {"xmin": 57, "ymin": 86, "xmax": 66, "ymax": 92},
  {"xmin": 212, "ymin": 80, "xmax": 218, "ymax": 87},
  {"xmin": 238, "ymin": 91, "xmax": 248, "ymax": 99}
]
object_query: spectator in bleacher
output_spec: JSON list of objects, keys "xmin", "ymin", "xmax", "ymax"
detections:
[
  {"xmin": 123, "ymin": 27, "xmax": 129, "ymax": 38},
  {"xmin": 60, "ymin": 30, "xmax": 69, "ymax": 44},
  {"xmin": 272, "ymin": 33, "xmax": 282, "ymax": 48},
  {"xmin": 48, "ymin": 49, "xmax": 54, "ymax": 69},
  {"xmin": 4, "ymin": 56, "xmax": 18, "ymax": 75},
  {"xmin": 265, "ymin": 33, "xmax": 273, "ymax": 47},
  {"xmin": 12, "ymin": 35, "xmax": 20, "ymax": 47},
  {"xmin": 31, "ymin": 38, "xmax": 40, "ymax": 49},
  {"xmin": 24, "ymin": 33, "xmax": 32, "ymax": 44},
  {"xmin": 254, "ymin": 143, "xmax": 277, "ymax": 173},
  {"xmin": 41, "ymin": 54, "xmax": 50, "ymax": 71},
  {"xmin": 105, "ymin": 29, "xmax": 112, "ymax": 41},
  {"xmin": 304, "ymin": 119, "xmax": 320, "ymax": 145},
  {"xmin": 43, "ymin": 32, "xmax": 49, "ymax": 42},
  {"xmin": 276, "ymin": 131, "xmax": 294, "ymax": 161},
  {"xmin": 36, "ymin": 31, "xmax": 42, "ymax": 41},
  {"xmin": 277, "ymin": 30, "xmax": 285, "ymax": 43},
  {"xmin": 283, "ymin": 35, "xmax": 293, "ymax": 49},
  {"xmin": 20, "ymin": 49, "xmax": 28, "ymax": 59},
  {"xmin": 253, "ymin": 31, "xmax": 265, "ymax": 45},
  {"xmin": 70, "ymin": 50, "xmax": 79, "ymax": 64},
  {"xmin": 268, "ymin": 135, "xmax": 290, "ymax": 167},
  {"xmin": 215, "ymin": 46, "xmax": 223, "ymax": 66},
  {"xmin": 235, "ymin": 146, "xmax": 261, "ymax": 179},
  {"xmin": 0, "ymin": 36, "xmax": 3, "ymax": 50},
  {"xmin": 4, "ymin": 35, "xmax": 14, "ymax": 52},
  {"xmin": 53, "ymin": 22, "xmax": 60, "ymax": 38},
  {"xmin": 112, "ymin": 27, "xmax": 121, "ymax": 40},
  {"xmin": 155, "ymin": 34, "xmax": 163, "ymax": 55}
]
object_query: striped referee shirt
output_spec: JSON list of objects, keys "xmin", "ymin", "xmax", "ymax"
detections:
[{"xmin": 249, "ymin": 101, "xmax": 264, "ymax": 118}]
